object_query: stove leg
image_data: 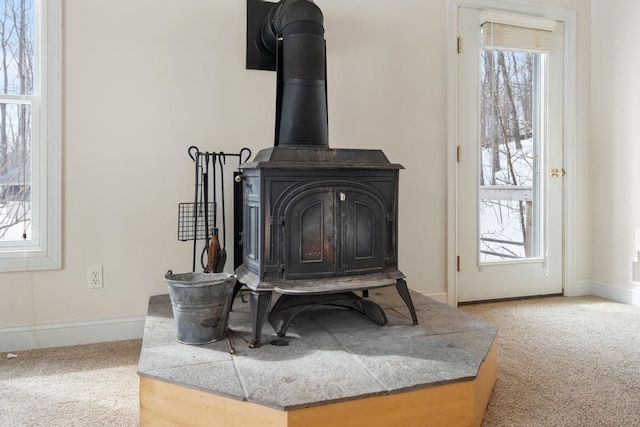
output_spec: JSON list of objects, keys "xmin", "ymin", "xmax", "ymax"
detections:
[
  {"xmin": 395, "ymin": 279, "xmax": 419, "ymax": 325},
  {"xmin": 249, "ymin": 290, "xmax": 272, "ymax": 348}
]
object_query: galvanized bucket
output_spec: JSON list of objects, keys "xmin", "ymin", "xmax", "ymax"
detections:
[{"xmin": 164, "ymin": 271, "xmax": 236, "ymax": 345}]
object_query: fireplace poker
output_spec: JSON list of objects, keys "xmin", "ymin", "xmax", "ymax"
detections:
[
  {"xmin": 225, "ymin": 328, "xmax": 236, "ymax": 354},
  {"xmin": 188, "ymin": 146, "xmax": 200, "ymax": 272},
  {"xmin": 201, "ymin": 153, "xmax": 211, "ymax": 271},
  {"xmin": 205, "ymin": 153, "xmax": 222, "ymax": 273},
  {"xmin": 215, "ymin": 153, "xmax": 228, "ymax": 272},
  {"xmin": 225, "ymin": 327, "xmax": 254, "ymax": 354}
]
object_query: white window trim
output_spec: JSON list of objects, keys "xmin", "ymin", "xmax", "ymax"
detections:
[{"xmin": 0, "ymin": 0, "xmax": 61, "ymax": 272}]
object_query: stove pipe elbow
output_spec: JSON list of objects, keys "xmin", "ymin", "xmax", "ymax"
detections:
[{"xmin": 261, "ymin": 0, "xmax": 327, "ymax": 147}]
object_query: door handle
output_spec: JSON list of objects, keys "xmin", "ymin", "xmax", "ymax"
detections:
[{"xmin": 550, "ymin": 168, "xmax": 565, "ymax": 178}]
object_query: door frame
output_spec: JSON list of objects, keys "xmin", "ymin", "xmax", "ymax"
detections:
[{"xmin": 446, "ymin": 0, "xmax": 578, "ymax": 306}]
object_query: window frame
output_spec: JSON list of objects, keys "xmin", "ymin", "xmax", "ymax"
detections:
[{"xmin": 0, "ymin": 0, "xmax": 61, "ymax": 272}]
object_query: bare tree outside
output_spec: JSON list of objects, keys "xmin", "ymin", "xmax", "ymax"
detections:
[
  {"xmin": 0, "ymin": 0, "xmax": 33, "ymax": 241},
  {"xmin": 479, "ymin": 48, "xmax": 540, "ymax": 261}
]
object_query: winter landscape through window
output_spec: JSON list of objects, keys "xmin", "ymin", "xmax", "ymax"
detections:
[
  {"xmin": 0, "ymin": 0, "xmax": 34, "ymax": 243},
  {"xmin": 479, "ymin": 48, "xmax": 545, "ymax": 262}
]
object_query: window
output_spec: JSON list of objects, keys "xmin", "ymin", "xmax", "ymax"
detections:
[
  {"xmin": 0, "ymin": 0, "xmax": 60, "ymax": 272},
  {"xmin": 477, "ymin": 10, "xmax": 556, "ymax": 262}
]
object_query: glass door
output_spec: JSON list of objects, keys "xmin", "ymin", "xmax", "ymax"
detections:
[{"xmin": 457, "ymin": 7, "xmax": 564, "ymax": 302}]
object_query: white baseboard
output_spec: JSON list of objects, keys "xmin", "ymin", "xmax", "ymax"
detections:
[
  {"xmin": 0, "ymin": 316, "xmax": 146, "ymax": 353},
  {"xmin": 438, "ymin": 281, "xmax": 640, "ymax": 308},
  {"xmin": 589, "ymin": 281, "xmax": 640, "ymax": 307},
  {"xmin": 564, "ymin": 280, "xmax": 594, "ymax": 297},
  {"xmin": 566, "ymin": 281, "xmax": 640, "ymax": 308},
  {"xmin": 419, "ymin": 292, "xmax": 449, "ymax": 305}
]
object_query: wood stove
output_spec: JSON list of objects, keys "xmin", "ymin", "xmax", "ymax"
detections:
[{"xmin": 238, "ymin": 0, "xmax": 417, "ymax": 346}]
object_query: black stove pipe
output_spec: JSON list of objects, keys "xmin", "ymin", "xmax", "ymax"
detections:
[{"xmin": 260, "ymin": 0, "xmax": 327, "ymax": 147}]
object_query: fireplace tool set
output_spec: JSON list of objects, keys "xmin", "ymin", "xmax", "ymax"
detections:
[
  {"xmin": 178, "ymin": 146, "xmax": 251, "ymax": 274},
  {"xmin": 169, "ymin": 146, "xmax": 252, "ymax": 353}
]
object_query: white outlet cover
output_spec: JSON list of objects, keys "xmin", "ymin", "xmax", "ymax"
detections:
[{"xmin": 88, "ymin": 267, "xmax": 103, "ymax": 289}]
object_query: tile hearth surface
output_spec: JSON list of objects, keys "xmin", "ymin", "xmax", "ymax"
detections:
[{"xmin": 137, "ymin": 288, "xmax": 497, "ymax": 411}]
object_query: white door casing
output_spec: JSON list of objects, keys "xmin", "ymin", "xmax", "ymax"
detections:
[{"xmin": 456, "ymin": 6, "xmax": 564, "ymax": 302}]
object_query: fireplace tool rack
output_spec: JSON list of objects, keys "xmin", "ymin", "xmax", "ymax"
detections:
[{"xmin": 178, "ymin": 146, "xmax": 251, "ymax": 274}]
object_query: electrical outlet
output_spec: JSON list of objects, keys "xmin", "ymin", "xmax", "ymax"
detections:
[{"xmin": 88, "ymin": 266, "xmax": 103, "ymax": 289}]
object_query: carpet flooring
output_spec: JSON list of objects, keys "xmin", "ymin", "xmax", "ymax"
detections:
[
  {"xmin": 459, "ymin": 296, "xmax": 640, "ymax": 427},
  {"xmin": 0, "ymin": 339, "xmax": 141, "ymax": 426},
  {"xmin": 1, "ymin": 295, "xmax": 639, "ymax": 426}
]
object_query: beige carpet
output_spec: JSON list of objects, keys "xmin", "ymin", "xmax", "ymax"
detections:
[
  {"xmin": 460, "ymin": 296, "xmax": 640, "ymax": 427},
  {"xmin": 1, "ymin": 296, "xmax": 639, "ymax": 426},
  {"xmin": 0, "ymin": 339, "xmax": 141, "ymax": 426}
]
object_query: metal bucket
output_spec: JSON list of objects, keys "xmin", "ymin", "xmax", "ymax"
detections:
[{"xmin": 164, "ymin": 271, "xmax": 236, "ymax": 345}]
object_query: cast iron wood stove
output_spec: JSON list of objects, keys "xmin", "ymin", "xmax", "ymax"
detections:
[{"xmin": 238, "ymin": 0, "xmax": 418, "ymax": 347}]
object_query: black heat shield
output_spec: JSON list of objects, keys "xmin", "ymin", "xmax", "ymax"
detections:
[
  {"xmin": 246, "ymin": 0, "xmax": 328, "ymax": 147},
  {"xmin": 246, "ymin": 0, "xmax": 277, "ymax": 71}
]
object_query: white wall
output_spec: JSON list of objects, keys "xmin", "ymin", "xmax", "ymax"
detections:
[
  {"xmin": 590, "ymin": 0, "xmax": 640, "ymax": 297},
  {"xmin": 0, "ymin": 0, "xmax": 593, "ymax": 350}
]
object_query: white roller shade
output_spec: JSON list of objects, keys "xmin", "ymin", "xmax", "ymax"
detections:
[{"xmin": 480, "ymin": 10, "xmax": 556, "ymax": 53}]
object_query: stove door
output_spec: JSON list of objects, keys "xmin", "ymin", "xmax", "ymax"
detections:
[
  {"xmin": 283, "ymin": 186, "xmax": 386, "ymax": 280},
  {"xmin": 285, "ymin": 189, "xmax": 335, "ymax": 279},
  {"xmin": 337, "ymin": 189, "xmax": 385, "ymax": 275}
]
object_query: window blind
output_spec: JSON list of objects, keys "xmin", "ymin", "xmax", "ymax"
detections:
[{"xmin": 479, "ymin": 10, "xmax": 556, "ymax": 53}]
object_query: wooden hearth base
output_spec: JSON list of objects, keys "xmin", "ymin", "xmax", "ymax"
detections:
[
  {"xmin": 138, "ymin": 290, "xmax": 498, "ymax": 427},
  {"xmin": 139, "ymin": 340, "xmax": 496, "ymax": 427}
]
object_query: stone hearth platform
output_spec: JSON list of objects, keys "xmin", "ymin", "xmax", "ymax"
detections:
[{"xmin": 137, "ymin": 288, "xmax": 497, "ymax": 427}]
